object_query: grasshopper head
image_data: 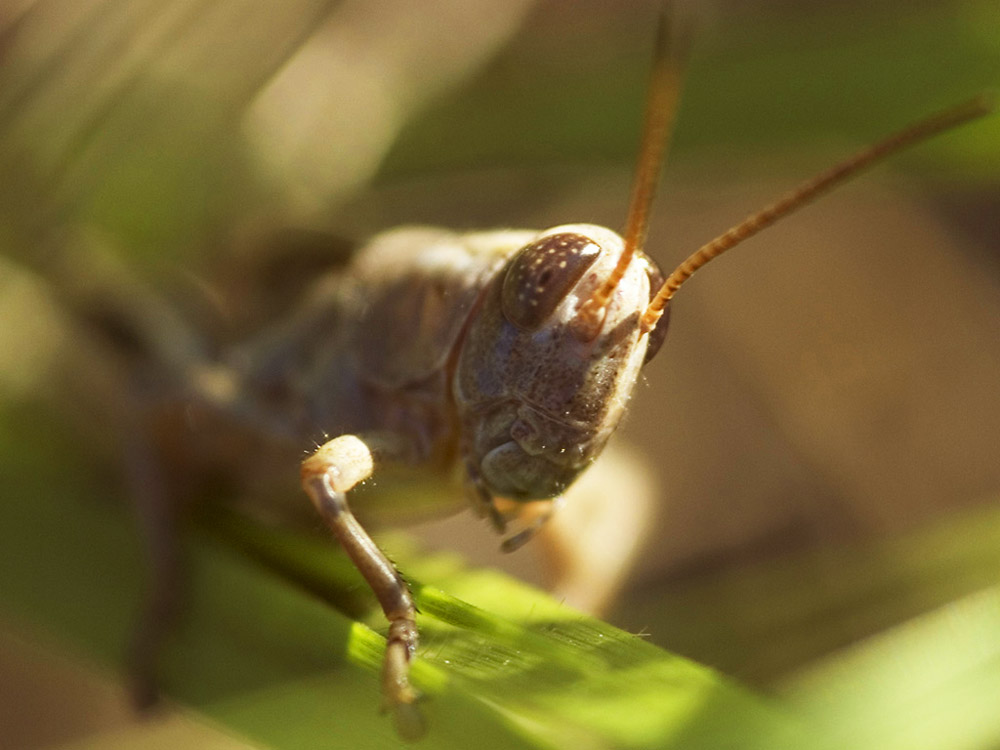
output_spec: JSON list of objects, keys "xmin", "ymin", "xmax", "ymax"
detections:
[
  {"xmin": 452, "ymin": 7, "xmax": 993, "ymax": 522},
  {"xmin": 451, "ymin": 14, "xmax": 679, "ymax": 508},
  {"xmin": 453, "ymin": 224, "xmax": 668, "ymax": 502}
]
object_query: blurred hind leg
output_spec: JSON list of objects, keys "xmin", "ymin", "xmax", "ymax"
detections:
[
  {"xmin": 536, "ymin": 442, "xmax": 656, "ymax": 615},
  {"xmin": 122, "ymin": 418, "xmax": 184, "ymax": 710}
]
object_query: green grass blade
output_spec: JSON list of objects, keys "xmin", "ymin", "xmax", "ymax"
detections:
[
  {"xmin": 0, "ymin": 401, "xmax": 796, "ymax": 749},
  {"xmin": 784, "ymin": 584, "xmax": 1000, "ymax": 750}
]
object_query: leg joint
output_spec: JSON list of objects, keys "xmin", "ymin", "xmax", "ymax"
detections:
[{"xmin": 303, "ymin": 475, "xmax": 348, "ymax": 518}]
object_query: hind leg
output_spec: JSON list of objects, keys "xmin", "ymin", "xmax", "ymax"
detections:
[
  {"xmin": 535, "ymin": 442, "xmax": 656, "ymax": 615},
  {"xmin": 122, "ymin": 416, "xmax": 184, "ymax": 710}
]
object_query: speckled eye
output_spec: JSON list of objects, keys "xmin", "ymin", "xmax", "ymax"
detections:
[
  {"xmin": 642, "ymin": 256, "xmax": 670, "ymax": 363},
  {"xmin": 501, "ymin": 233, "xmax": 601, "ymax": 331}
]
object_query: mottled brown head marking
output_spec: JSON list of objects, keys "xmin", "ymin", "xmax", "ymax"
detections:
[{"xmin": 501, "ymin": 233, "xmax": 601, "ymax": 331}]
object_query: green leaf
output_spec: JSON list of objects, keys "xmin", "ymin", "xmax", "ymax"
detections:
[
  {"xmin": 784, "ymin": 584, "xmax": 1000, "ymax": 750},
  {"xmin": 0, "ymin": 401, "xmax": 794, "ymax": 749},
  {"xmin": 620, "ymin": 504, "xmax": 1000, "ymax": 685}
]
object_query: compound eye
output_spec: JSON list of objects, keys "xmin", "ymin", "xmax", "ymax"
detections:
[
  {"xmin": 501, "ymin": 233, "xmax": 601, "ymax": 331},
  {"xmin": 642, "ymin": 257, "xmax": 670, "ymax": 363}
]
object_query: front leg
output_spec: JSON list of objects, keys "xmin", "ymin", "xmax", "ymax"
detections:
[{"xmin": 300, "ymin": 434, "xmax": 424, "ymax": 740}]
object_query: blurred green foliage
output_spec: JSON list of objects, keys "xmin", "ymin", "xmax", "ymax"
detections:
[{"xmin": 383, "ymin": 0, "xmax": 1000, "ymax": 177}]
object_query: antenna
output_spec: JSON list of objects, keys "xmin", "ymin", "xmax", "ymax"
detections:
[
  {"xmin": 641, "ymin": 94, "xmax": 995, "ymax": 333},
  {"xmin": 576, "ymin": 9, "xmax": 686, "ymax": 335}
]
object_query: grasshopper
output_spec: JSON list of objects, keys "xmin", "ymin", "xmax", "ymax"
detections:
[
  {"xmin": 258, "ymin": 31, "xmax": 993, "ymax": 731},
  {"xmin": 9, "ymin": 11, "xmax": 992, "ymax": 742}
]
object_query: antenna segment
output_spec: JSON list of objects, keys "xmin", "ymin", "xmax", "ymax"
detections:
[
  {"xmin": 641, "ymin": 94, "xmax": 995, "ymax": 333},
  {"xmin": 576, "ymin": 10, "xmax": 686, "ymax": 334}
]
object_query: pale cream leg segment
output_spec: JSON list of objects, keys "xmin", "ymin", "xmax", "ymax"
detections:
[
  {"xmin": 536, "ymin": 442, "xmax": 656, "ymax": 615},
  {"xmin": 300, "ymin": 435, "xmax": 424, "ymax": 740}
]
